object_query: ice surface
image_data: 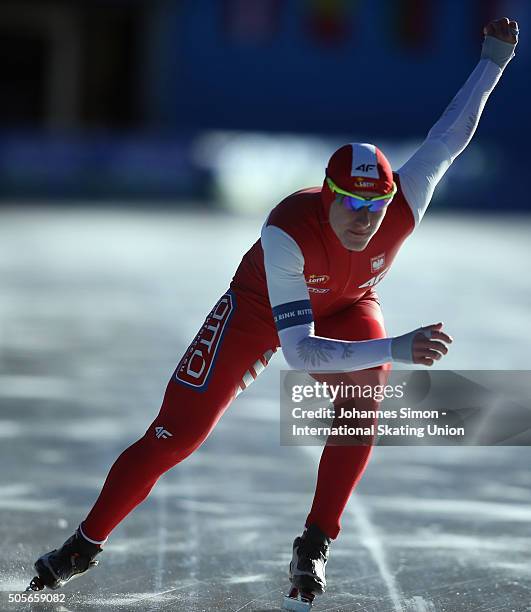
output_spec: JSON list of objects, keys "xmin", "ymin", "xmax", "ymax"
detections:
[{"xmin": 0, "ymin": 207, "xmax": 530, "ymax": 611}]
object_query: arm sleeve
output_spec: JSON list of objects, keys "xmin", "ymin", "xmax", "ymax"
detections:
[
  {"xmin": 261, "ymin": 223, "xmax": 392, "ymax": 372},
  {"xmin": 398, "ymin": 36, "xmax": 515, "ymax": 225}
]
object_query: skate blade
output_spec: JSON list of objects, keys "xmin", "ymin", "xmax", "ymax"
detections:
[
  {"xmin": 282, "ymin": 589, "xmax": 314, "ymax": 611},
  {"xmin": 26, "ymin": 577, "xmax": 45, "ymax": 592},
  {"xmin": 282, "ymin": 595, "xmax": 312, "ymax": 611},
  {"xmin": 31, "ymin": 557, "xmax": 99, "ymax": 591}
]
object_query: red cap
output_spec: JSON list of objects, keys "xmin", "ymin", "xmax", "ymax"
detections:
[{"xmin": 325, "ymin": 143, "xmax": 394, "ymax": 195}]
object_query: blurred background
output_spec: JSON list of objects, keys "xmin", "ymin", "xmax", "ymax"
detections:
[{"xmin": 1, "ymin": 0, "xmax": 529, "ymax": 212}]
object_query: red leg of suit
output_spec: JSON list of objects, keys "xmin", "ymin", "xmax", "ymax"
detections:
[
  {"xmin": 305, "ymin": 296, "xmax": 391, "ymax": 539},
  {"xmin": 81, "ymin": 290, "xmax": 278, "ymax": 542},
  {"xmin": 80, "ymin": 289, "xmax": 387, "ymax": 544}
]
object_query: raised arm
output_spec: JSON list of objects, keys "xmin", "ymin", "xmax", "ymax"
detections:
[
  {"xmin": 398, "ymin": 17, "xmax": 519, "ymax": 225},
  {"xmin": 261, "ymin": 223, "xmax": 452, "ymax": 372}
]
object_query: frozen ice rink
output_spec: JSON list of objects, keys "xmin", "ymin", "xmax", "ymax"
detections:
[{"xmin": 1, "ymin": 207, "xmax": 531, "ymax": 611}]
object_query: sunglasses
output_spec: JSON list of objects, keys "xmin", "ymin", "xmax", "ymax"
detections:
[{"xmin": 326, "ymin": 177, "xmax": 397, "ymax": 212}]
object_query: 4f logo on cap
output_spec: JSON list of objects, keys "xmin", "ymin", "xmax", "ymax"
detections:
[
  {"xmin": 350, "ymin": 143, "xmax": 380, "ymax": 179},
  {"xmin": 355, "ymin": 164, "xmax": 376, "ymax": 173},
  {"xmin": 371, "ymin": 253, "xmax": 385, "ymax": 273}
]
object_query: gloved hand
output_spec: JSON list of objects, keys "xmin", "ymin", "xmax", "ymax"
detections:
[
  {"xmin": 391, "ymin": 322, "xmax": 453, "ymax": 366},
  {"xmin": 481, "ymin": 17, "xmax": 518, "ymax": 69},
  {"xmin": 483, "ymin": 16, "xmax": 518, "ymax": 44}
]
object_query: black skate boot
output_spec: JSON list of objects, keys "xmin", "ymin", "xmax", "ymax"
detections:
[
  {"xmin": 26, "ymin": 527, "xmax": 103, "ymax": 591},
  {"xmin": 283, "ymin": 524, "xmax": 331, "ymax": 611}
]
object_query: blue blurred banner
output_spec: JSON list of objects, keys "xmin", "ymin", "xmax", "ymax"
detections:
[
  {"xmin": 1, "ymin": 0, "xmax": 529, "ymax": 208},
  {"xmin": 0, "ymin": 133, "xmax": 213, "ymax": 201},
  {"xmin": 150, "ymin": 0, "xmax": 529, "ymax": 138}
]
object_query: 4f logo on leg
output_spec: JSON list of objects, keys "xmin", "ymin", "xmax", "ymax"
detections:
[{"xmin": 155, "ymin": 426, "xmax": 172, "ymax": 439}]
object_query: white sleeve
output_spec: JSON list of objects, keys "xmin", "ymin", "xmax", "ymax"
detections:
[
  {"xmin": 260, "ymin": 224, "xmax": 309, "ymax": 307},
  {"xmin": 261, "ymin": 223, "xmax": 393, "ymax": 372},
  {"xmin": 398, "ymin": 38, "xmax": 515, "ymax": 225}
]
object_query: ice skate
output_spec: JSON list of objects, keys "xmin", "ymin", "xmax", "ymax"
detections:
[
  {"xmin": 26, "ymin": 527, "xmax": 103, "ymax": 591},
  {"xmin": 282, "ymin": 524, "xmax": 331, "ymax": 611}
]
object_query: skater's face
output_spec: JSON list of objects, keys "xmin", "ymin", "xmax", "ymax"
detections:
[{"xmin": 329, "ymin": 192, "xmax": 388, "ymax": 251}]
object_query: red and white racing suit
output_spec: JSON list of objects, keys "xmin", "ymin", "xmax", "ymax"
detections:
[{"xmin": 79, "ymin": 43, "xmax": 513, "ymax": 544}]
